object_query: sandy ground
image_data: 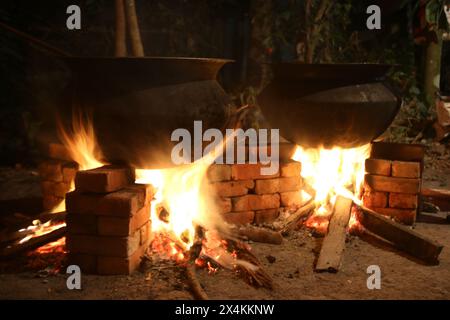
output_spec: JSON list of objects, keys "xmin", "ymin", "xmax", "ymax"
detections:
[
  {"xmin": 0, "ymin": 223, "xmax": 449, "ymax": 300},
  {"xmin": 0, "ymin": 144, "xmax": 449, "ymax": 300}
]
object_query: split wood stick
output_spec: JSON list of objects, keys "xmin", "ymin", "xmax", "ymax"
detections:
[
  {"xmin": 115, "ymin": 0, "xmax": 127, "ymax": 56},
  {"xmin": 279, "ymin": 200, "xmax": 316, "ymax": 234},
  {"xmin": 235, "ymin": 226, "xmax": 283, "ymax": 245},
  {"xmin": 0, "ymin": 228, "xmax": 34, "ymax": 245},
  {"xmin": 315, "ymin": 196, "xmax": 352, "ymax": 272},
  {"xmin": 124, "ymin": 0, "xmax": 144, "ymax": 56},
  {"xmin": 357, "ymin": 204, "xmax": 443, "ymax": 265},
  {"xmin": 417, "ymin": 212, "xmax": 450, "ymax": 224},
  {"xmin": 0, "ymin": 225, "xmax": 66, "ymax": 258},
  {"xmin": 421, "ymin": 188, "xmax": 450, "ymax": 211},
  {"xmin": 185, "ymin": 262, "xmax": 208, "ymax": 300},
  {"xmin": 0, "ymin": 212, "xmax": 66, "ymax": 245}
]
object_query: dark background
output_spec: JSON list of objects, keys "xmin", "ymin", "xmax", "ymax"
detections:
[{"xmin": 0, "ymin": 0, "xmax": 439, "ymax": 165}]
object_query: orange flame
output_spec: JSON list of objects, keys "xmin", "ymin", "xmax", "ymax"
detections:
[
  {"xmin": 58, "ymin": 112, "xmax": 106, "ymax": 171},
  {"xmin": 20, "ymin": 112, "xmax": 105, "ymax": 248},
  {"xmin": 292, "ymin": 144, "xmax": 370, "ymax": 231}
]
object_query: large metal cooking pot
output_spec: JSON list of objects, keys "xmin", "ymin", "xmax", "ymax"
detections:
[
  {"xmin": 60, "ymin": 57, "xmax": 234, "ymax": 168},
  {"xmin": 258, "ymin": 63, "xmax": 401, "ymax": 148}
]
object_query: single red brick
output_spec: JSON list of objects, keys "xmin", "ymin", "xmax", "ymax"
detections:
[
  {"xmin": 232, "ymin": 194, "xmax": 280, "ymax": 211},
  {"xmin": 365, "ymin": 158, "xmax": 391, "ymax": 176},
  {"xmin": 363, "ymin": 190, "xmax": 388, "ymax": 208},
  {"xmin": 371, "ymin": 207, "xmax": 416, "ymax": 225},
  {"xmin": 280, "ymin": 191, "xmax": 304, "ymax": 207},
  {"xmin": 365, "ymin": 174, "xmax": 420, "ymax": 194},
  {"xmin": 41, "ymin": 181, "xmax": 72, "ymax": 198},
  {"xmin": 67, "ymin": 253, "xmax": 97, "ymax": 274},
  {"xmin": 125, "ymin": 184, "xmax": 156, "ymax": 208},
  {"xmin": 215, "ymin": 197, "xmax": 232, "ymax": 214},
  {"xmin": 97, "ymin": 205, "xmax": 150, "ymax": 236},
  {"xmin": 280, "ymin": 161, "xmax": 302, "ymax": 177},
  {"xmin": 66, "ymin": 230, "xmax": 140, "ymax": 257},
  {"xmin": 207, "ymin": 164, "xmax": 231, "ymax": 182},
  {"xmin": 231, "ymin": 163, "xmax": 279, "ymax": 181},
  {"xmin": 97, "ymin": 245, "xmax": 147, "ymax": 275},
  {"xmin": 66, "ymin": 213, "xmax": 98, "ymax": 235},
  {"xmin": 391, "ymin": 161, "xmax": 421, "ymax": 178},
  {"xmin": 62, "ymin": 162, "xmax": 79, "ymax": 184},
  {"xmin": 139, "ymin": 221, "xmax": 152, "ymax": 246},
  {"xmin": 66, "ymin": 190, "xmax": 142, "ymax": 217},
  {"xmin": 75, "ymin": 166, "xmax": 135, "ymax": 193},
  {"xmin": 389, "ymin": 193, "xmax": 418, "ymax": 209},
  {"xmin": 222, "ymin": 211, "xmax": 255, "ymax": 225},
  {"xmin": 211, "ymin": 180, "xmax": 254, "ymax": 197},
  {"xmin": 254, "ymin": 209, "xmax": 280, "ymax": 224},
  {"xmin": 38, "ymin": 160, "xmax": 63, "ymax": 182},
  {"xmin": 255, "ymin": 177, "xmax": 301, "ymax": 194}
]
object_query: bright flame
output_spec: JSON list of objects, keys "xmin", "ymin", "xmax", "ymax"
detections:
[
  {"xmin": 58, "ymin": 112, "xmax": 105, "ymax": 171},
  {"xmin": 136, "ymin": 157, "xmax": 222, "ymax": 251},
  {"xmin": 292, "ymin": 144, "xmax": 370, "ymax": 231},
  {"xmin": 19, "ymin": 112, "xmax": 105, "ymax": 247}
]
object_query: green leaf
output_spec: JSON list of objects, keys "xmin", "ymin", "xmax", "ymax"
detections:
[{"xmin": 426, "ymin": 0, "xmax": 443, "ymax": 25}]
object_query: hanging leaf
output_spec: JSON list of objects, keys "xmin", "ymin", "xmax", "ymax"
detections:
[{"xmin": 426, "ymin": 0, "xmax": 443, "ymax": 26}]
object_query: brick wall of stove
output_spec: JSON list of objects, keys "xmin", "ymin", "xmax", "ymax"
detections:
[
  {"xmin": 208, "ymin": 161, "xmax": 303, "ymax": 225},
  {"xmin": 65, "ymin": 166, "xmax": 153, "ymax": 275}
]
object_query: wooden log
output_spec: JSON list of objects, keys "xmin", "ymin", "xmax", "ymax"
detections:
[
  {"xmin": 421, "ymin": 188, "xmax": 450, "ymax": 211},
  {"xmin": 0, "ymin": 228, "xmax": 34, "ymax": 244},
  {"xmin": 278, "ymin": 200, "xmax": 316, "ymax": 234},
  {"xmin": 357, "ymin": 205, "xmax": 443, "ymax": 264},
  {"xmin": 315, "ymin": 196, "xmax": 353, "ymax": 272},
  {"xmin": 0, "ymin": 212, "xmax": 66, "ymax": 245},
  {"xmin": 417, "ymin": 212, "xmax": 450, "ymax": 224},
  {"xmin": 0, "ymin": 225, "xmax": 66, "ymax": 258},
  {"xmin": 235, "ymin": 226, "xmax": 283, "ymax": 245},
  {"xmin": 185, "ymin": 262, "xmax": 208, "ymax": 300}
]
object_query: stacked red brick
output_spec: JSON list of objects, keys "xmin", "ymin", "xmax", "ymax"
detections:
[
  {"xmin": 363, "ymin": 142, "xmax": 425, "ymax": 225},
  {"xmin": 38, "ymin": 143, "xmax": 79, "ymax": 211},
  {"xmin": 208, "ymin": 161, "xmax": 302, "ymax": 226},
  {"xmin": 66, "ymin": 166, "xmax": 153, "ymax": 274}
]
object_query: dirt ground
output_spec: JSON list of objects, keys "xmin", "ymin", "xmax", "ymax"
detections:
[{"xmin": 0, "ymin": 145, "xmax": 449, "ymax": 300}]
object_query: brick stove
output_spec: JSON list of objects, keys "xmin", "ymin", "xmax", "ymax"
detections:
[
  {"xmin": 38, "ymin": 141, "xmax": 304, "ymax": 275},
  {"xmin": 362, "ymin": 142, "xmax": 425, "ymax": 225},
  {"xmin": 35, "ymin": 139, "xmax": 443, "ymax": 276},
  {"xmin": 65, "ymin": 167, "xmax": 152, "ymax": 275}
]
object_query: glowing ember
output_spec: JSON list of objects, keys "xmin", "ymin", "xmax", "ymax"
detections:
[
  {"xmin": 33, "ymin": 237, "xmax": 66, "ymax": 255},
  {"xmin": 292, "ymin": 144, "xmax": 370, "ymax": 232}
]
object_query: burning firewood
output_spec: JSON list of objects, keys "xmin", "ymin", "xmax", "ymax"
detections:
[
  {"xmin": 276, "ymin": 200, "xmax": 316, "ymax": 234},
  {"xmin": 0, "ymin": 212, "xmax": 66, "ymax": 247},
  {"xmin": 0, "ymin": 225, "xmax": 66, "ymax": 258},
  {"xmin": 225, "ymin": 240, "xmax": 274, "ymax": 289},
  {"xmin": 355, "ymin": 204, "xmax": 443, "ymax": 265},
  {"xmin": 315, "ymin": 196, "xmax": 353, "ymax": 272}
]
